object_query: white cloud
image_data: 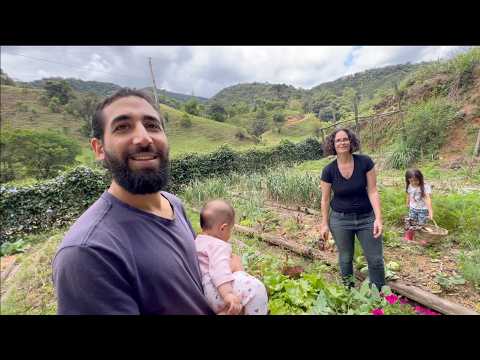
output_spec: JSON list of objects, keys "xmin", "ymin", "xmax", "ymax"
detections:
[{"xmin": 0, "ymin": 46, "xmax": 471, "ymax": 98}]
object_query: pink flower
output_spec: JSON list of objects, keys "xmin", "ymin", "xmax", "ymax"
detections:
[
  {"xmin": 415, "ymin": 305, "xmax": 427, "ymax": 314},
  {"xmin": 415, "ymin": 306, "xmax": 440, "ymax": 315},
  {"xmin": 371, "ymin": 308, "xmax": 384, "ymax": 315},
  {"xmin": 399, "ymin": 297, "xmax": 409, "ymax": 305},
  {"xmin": 385, "ymin": 294, "xmax": 398, "ymax": 305}
]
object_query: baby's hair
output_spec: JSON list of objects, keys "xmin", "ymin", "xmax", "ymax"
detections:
[
  {"xmin": 405, "ymin": 168, "xmax": 425, "ymax": 199},
  {"xmin": 200, "ymin": 199, "xmax": 235, "ymax": 230}
]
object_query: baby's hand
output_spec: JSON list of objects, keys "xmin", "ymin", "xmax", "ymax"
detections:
[
  {"xmin": 230, "ymin": 254, "xmax": 244, "ymax": 272},
  {"xmin": 224, "ymin": 293, "xmax": 243, "ymax": 315}
]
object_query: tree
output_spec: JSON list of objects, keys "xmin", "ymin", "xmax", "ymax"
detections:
[
  {"xmin": 183, "ymin": 98, "xmax": 200, "ymax": 116},
  {"xmin": 44, "ymin": 80, "xmax": 74, "ymax": 105},
  {"xmin": 68, "ymin": 92, "xmax": 100, "ymax": 136},
  {"xmin": 273, "ymin": 112, "xmax": 286, "ymax": 133},
  {"xmin": 180, "ymin": 113, "xmax": 192, "ymax": 128},
  {"xmin": 48, "ymin": 97, "xmax": 62, "ymax": 113},
  {"xmin": 0, "ymin": 68, "xmax": 15, "ymax": 86},
  {"xmin": 207, "ymin": 102, "xmax": 227, "ymax": 122},
  {"xmin": 1, "ymin": 130, "xmax": 81, "ymax": 180},
  {"xmin": 251, "ymin": 108, "xmax": 268, "ymax": 137}
]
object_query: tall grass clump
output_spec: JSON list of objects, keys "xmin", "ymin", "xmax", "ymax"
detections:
[
  {"xmin": 387, "ymin": 97, "xmax": 458, "ymax": 169},
  {"xmin": 180, "ymin": 177, "xmax": 231, "ymax": 208},
  {"xmin": 264, "ymin": 166, "xmax": 322, "ymax": 208}
]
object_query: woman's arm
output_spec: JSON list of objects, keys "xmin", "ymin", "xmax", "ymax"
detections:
[
  {"xmin": 366, "ymin": 166, "xmax": 383, "ymax": 238},
  {"xmin": 320, "ymin": 180, "xmax": 332, "ymax": 240}
]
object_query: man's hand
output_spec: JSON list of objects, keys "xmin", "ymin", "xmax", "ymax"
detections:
[
  {"xmin": 223, "ymin": 293, "xmax": 243, "ymax": 315},
  {"xmin": 373, "ymin": 219, "xmax": 383, "ymax": 238}
]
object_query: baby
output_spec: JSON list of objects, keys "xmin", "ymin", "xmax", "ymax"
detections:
[{"xmin": 195, "ymin": 199, "xmax": 268, "ymax": 315}]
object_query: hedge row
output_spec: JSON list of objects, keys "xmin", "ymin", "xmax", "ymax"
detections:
[{"xmin": 0, "ymin": 138, "xmax": 323, "ymax": 244}]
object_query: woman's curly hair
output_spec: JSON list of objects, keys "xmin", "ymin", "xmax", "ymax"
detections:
[{"xmin": 323, "ymin": 128, "xmax": 361, "ymax": 155}]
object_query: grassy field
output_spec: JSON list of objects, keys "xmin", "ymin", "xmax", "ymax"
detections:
[{"xmin": 262, "ymin": 114, "xmax": 327, "ymax": 146}]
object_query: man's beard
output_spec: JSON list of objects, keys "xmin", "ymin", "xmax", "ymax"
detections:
[{"xmin": 103, "ymin": 145, "xmax": 170, "ymax": 195}]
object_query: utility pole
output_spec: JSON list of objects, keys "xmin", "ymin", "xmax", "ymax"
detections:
[{"xmin": 148, "ymin": 57, "xmax": 162, "ymax": 127}]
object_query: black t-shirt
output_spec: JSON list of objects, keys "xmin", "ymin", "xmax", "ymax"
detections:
[{"xmin": 321, "ymin": 154, "xmax": 375, "ymax": 214}]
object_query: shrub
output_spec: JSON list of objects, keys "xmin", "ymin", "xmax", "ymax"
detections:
[
  {"xmin": 387, "ymin": 97, "xmax": 458, "ymax": 168},
  {"xmin": 48, "ymin": 97, "xmax": 62, "ymax": 113},
  {"xmin": 458, "ymin": 250, "xmax": 480, "ymax": 288},
  {"xmin": 1, "ymin": 138, "xmax": 324, "ymax": 244},
  {"xmin": 16, "ymin": 101, "xmax": 29, "ymax": 112},
  {"xmin": 180, "ymin": 113, "xmax": 192, "ymax": 128},
  {"xmin": 447, "ymin": 47, "xmax": 480, "ymax": 88}
]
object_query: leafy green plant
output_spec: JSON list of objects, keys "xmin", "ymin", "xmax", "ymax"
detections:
[
  {"xmin": 435, "ymin": 273, "xmax": 466, "ymax": 292},
  {"xmin": 0, "ymin": 239, "xmax": 30, "ymax": 256},
  {"xmin": 458, "ymin": 250, "xmax": 480, "ymax": 288}
]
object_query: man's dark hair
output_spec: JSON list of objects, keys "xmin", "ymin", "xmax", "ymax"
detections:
[
  {"xmin": 91, "ymin": 88, "xmax": 164, "ymax": 140},
  {"xmin": 200, "ymin": 200, "xmax": 235, "ymax": 230},
  {"xmin": 323, "ymin": 127, "xmax": 360, "ymax": 155}
]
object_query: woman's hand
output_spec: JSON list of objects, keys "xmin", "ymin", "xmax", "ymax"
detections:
[
  {"xmin": 373, "ymin": 219, "xmax": 383, "ymax": 238},
  {"xmin": 319, "ymin": 224, "xmax": 330, "ymax": 242}
]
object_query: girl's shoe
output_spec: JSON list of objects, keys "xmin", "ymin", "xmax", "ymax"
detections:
[{"xmin": 404, "ymin": 230, "xmax": 414, "ymax": 241}]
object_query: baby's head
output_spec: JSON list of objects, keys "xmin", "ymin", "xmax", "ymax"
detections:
[{"xmin": 200, "ymin": 199, "xmax": 235, "ymax": 241}]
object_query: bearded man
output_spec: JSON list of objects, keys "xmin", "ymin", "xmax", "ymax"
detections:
[{"xmin": 53, "ymin": 89, "xmax": 214, "ymax": 315}]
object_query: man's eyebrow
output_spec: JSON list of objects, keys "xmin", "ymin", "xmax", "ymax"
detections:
[
  {"xmin": 143, "ymin": 115, "xmax": 161, "ymax": 123},
  {"xmin": 111, "ymin": 114, "xmax": 131, "ymax": 128},
  {"xmin": 110, "ymin": 114, "xmax": 161, "ymax": 128}
]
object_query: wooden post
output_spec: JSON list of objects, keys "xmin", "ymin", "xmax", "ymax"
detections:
[
  {"xmin": 370, "ymin": 117, "xmax": 375, "ymax": 151},
  {"xmin": 474, "ymin": 128, "xmax": 480, "ymax": 157}
]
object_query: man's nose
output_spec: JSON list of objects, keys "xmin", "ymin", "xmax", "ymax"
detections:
[{"xmin": 131, "ymin": 124, "xmax": 153, "ymax": 147}]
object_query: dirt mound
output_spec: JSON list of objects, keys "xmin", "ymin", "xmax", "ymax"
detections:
[{"xmin": 285, "ymin": 115, "xmax": 305, "ymax": 127}]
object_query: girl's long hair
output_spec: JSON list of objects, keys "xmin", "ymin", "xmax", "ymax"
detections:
[{"xmin": 405, "ymin": 169, "xmax": 425, "ymax": 199}]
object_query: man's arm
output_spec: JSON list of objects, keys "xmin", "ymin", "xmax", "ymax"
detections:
[{"xmin": 53, "ymin": 246, "xmax": 140, "ymax": 315}]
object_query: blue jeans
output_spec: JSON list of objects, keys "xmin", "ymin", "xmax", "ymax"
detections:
[{"xmin": 328, "ymin": 209, "xmax": 385, "ymax": 290}]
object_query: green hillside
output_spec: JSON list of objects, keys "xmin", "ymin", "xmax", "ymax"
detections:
[
  {"xmin": 310, "ymin": 63, "xmax": 424, "ymax": 99},
  {"xmin": 0, "ymin": 84, "xmax": 256, "ymax": 161},
  {"xmin": 209, "ymin": 82, "xmax": 306, "ymax": 109},
  {"xmin": 22, "ymin": 78, "xmax": 208, "ymax": 109},
  {"xmin": 159, "ymin": 104, "xmax": 256, "ymax": 157},
  {"xmin": 0, "ymin": 85, "xmax": 85, "ymax": 142},
  {"xmin": 25, "ymin": 78, "xmax": 121, "ymax": 97}
]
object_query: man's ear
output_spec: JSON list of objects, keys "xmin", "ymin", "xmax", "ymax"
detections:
[
  {"xmin": 220, "ymin": 223, "xmax": 228, "ymax": 231},
  {"xmin": 91, "ymin": 138, "xmax": 105, "ymax": 161}
]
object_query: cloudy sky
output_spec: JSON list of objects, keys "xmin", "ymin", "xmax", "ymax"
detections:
[{"xmin": 0, "ymin": 46, "xmax": 470, "ymax": 98}]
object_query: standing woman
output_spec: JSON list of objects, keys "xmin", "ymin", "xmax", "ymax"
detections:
[{"xmin": 319, "ymin": 128, "xmax": 385, "ymax": 290}]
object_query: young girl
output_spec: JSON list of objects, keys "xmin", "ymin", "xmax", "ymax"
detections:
[
  {"xmin": 195, "ymin": 199, "xmax": 268, "ymax": 315},
  {"xmin": 404, "ymin": 169, "xmax": 433, "ymax": 243}
]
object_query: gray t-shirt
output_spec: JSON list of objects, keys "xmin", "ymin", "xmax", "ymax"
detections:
[
  {"xmin": 407, "ymin": 183, "xmax": 432, "ymax": 210},
  {"xmin": 52, "ymin": 191, "xmax": 214, "ymax": 315}
]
